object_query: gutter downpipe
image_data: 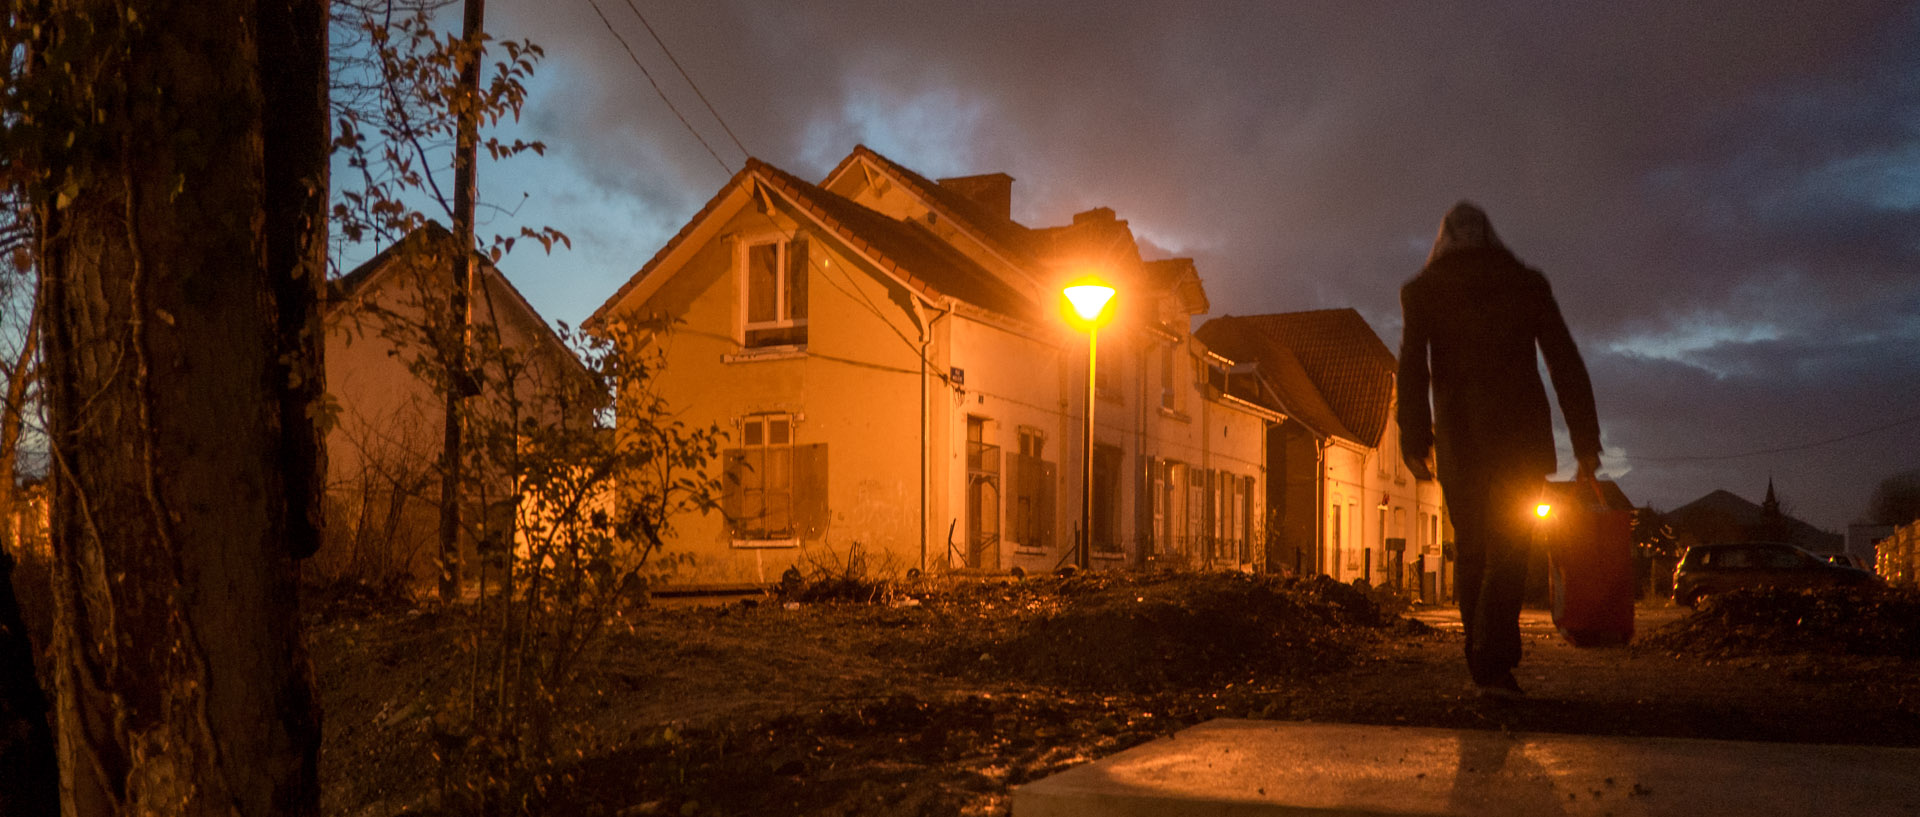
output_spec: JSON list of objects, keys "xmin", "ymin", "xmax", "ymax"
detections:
[
  {"xmin": 916, "ymin": 298, "xmax": 951, "ymax": 574},
  {"xmin": 1316, "ymin": 437, "xmax": 1329, "ymax": 577}
]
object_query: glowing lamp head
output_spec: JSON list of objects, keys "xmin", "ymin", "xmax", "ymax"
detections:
[
  {"xmin": 1534, "ymin": 503, "xmax": 1553, "ymax": 519},
  {"xmin": 1062, "ymin": 277, "xmax": 1116, "ymax": 328}
]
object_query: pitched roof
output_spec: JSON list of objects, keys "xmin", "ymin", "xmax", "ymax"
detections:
[
  {"xmin": 1142, "ymin": 258, "xmax": 1209, "ymax": 315},
  {"xmin": 830, "ymin": 145, "xmax": 1046, "ymax": 271},
  {"xmin": 330, "ymin": 222, "xmax": 588, "ymax": 380},
  {"xmin": 1196, "ymin": 317, "xmax": 1354, "ymax": 442},
  {"xmin": 826, "ymin": 146, "xmax": 1213, "ymax": 324},
  {"xmin": 1665, "ymin": 487, "xmax": 1842, "ymax": 551},
  {"xmin": 748, "ymin": 160, "xmax": 1038, "ymax": 321},
  {"xmin": 332, "ymin": 221, "xmax": 461, "ymax": 301},
  {"xmin": 589, "ymin": 157, "xmax": 1039, "ymax": 329},
  {"xmin": 1195, "ymin": 310, "xmax": 1396, "ymax": 447}
]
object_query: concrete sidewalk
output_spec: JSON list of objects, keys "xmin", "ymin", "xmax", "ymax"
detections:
[{"xmin": 1013, "ymin": 719, "xmax": 1920, "ymax": 816}]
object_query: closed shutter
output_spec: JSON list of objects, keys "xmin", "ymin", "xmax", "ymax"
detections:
[
  {"xmin": 1244, "ymin": 475, "xmax": 1258, "ymax": 564},
  {"xmin": 721, "ymin": 449, "xmax": 747, "ymax": 537},
  {"xmin": 793, "ymin": 443, "xmax": 829, "ymax": 541},
  {"xmin": 1136, "ymin": 456, "xmax": 1156, "ymax": 560},
  {"xmin": 1038, "ymin": 459, "xmax": 1057, "ymax": 549}
]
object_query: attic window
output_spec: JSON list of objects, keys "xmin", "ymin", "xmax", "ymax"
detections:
[{"xmin": 741, "ymin": 235, "xmax": 808, "ymax": 348}]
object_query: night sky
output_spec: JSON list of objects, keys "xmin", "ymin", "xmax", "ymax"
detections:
[{"xmin": 426, "ymin": 1, "xmax": 1920, "ymax": 532}]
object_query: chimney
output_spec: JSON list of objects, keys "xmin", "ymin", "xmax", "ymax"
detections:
[
  {"xmin": 936, "ymin": 173, "xmax": 1014, "ymax": 219},
  {"xmin": 1072, "ymin": 207, "xmax": 1116, "ymax": 225}
]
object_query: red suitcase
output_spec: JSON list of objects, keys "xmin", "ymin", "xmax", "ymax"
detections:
[{"xmin": 1545, "ymin": 478, "xmax": 1636, "ymax": 647}]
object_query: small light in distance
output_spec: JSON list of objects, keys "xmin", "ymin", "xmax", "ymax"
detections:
[{"xmin": 1535, "ymin": 503, "xmax": 1552, "ymax": 519}]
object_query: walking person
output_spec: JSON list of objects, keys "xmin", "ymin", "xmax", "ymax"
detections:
[{"xmin": 1396, "ymin": 201, "xmax": 1602, "ymax": 699}]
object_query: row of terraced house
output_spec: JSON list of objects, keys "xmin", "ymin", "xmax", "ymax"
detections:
[{"xmin": 321, "ymin": 146, "xmax": 1454, "ymax": 595}]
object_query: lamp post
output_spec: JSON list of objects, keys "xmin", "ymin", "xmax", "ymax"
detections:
[{"xmin": 1063, "ymin": 278, "xmax": 1115, "ymax": 570}]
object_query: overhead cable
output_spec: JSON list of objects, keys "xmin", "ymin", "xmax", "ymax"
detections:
[{"xmin": 581, "ymin": 0, "xmax": 733, "ymax": 177}]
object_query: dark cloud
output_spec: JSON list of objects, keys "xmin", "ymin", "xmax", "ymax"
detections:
[{"xmin": 484, "ymin": 0, "xmax": 1920, "ymax": 530}]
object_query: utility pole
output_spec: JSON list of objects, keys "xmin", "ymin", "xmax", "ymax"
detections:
[{"xmin": 439, "ymin": 0, "xmax": 485, "ymax": 603}]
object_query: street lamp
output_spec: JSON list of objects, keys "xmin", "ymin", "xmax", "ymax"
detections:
[{"xmin": 1062, "ymin": 276, "xmax": 1115, "ymax": 570}]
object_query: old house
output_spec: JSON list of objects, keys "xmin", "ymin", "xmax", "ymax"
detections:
[
  {"xmin": 1196, "ymin": 310, "xmax": 1448, "ymax": 593},
  {"xmin": 588, "ymin": 146, "xmax": 1275, "ymax": 585},
  {"xmin": 322, "ymin": 223, "xmax": 588, "ymax": 583},
  {"xmin": 1665, "ymin": 481, "xmax": 1843, "ymax": 553}
]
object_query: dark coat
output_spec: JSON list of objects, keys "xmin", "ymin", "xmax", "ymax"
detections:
[{"xmin": 1396, "ymin": 246, "xmax": 1601, "ymax": 483}]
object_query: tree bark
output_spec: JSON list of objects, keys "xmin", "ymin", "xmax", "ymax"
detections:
[{"xmin": 30, "ymin": 1, "xmax": 326, "ymax": 815}]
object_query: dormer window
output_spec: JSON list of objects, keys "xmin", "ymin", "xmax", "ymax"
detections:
[{"xmin": 741, "ymin": 235, "xmax": 808, "ymax": 348}]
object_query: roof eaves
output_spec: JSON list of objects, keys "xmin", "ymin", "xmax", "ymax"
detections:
[
  {"xmin": 585, "ymin": 163, "xmax": 758, "ymax": 330},
  {"xmin": 746, "ymin": 161, "xmax": 946, "ymax": 307},
  {"xmin": 843, "ymin": 145, "xmax": 1038, "ymax": 279}
]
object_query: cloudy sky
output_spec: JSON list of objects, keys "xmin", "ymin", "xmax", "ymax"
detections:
[{"xmin": 405, "ymin": 1, "xmax": 1920, "ymax": 532}]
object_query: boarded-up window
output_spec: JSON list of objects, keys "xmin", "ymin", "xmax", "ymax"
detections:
[
  {"xmin": 1138, "ymin": 456, "xmax": 1160, "ymax": 560},
  {"xmin": 1092, "ymin": 444, "xmax": 1123, "ymax": 553},
  {"xmin": 1009, "ymin": 441, "xmax": 1056, "ymax": 550},
  {"xmin": 722, "ymin": 415, "xmax": 826, "ymax": 543},
  {"xmin": 742, "ymin": 236, "xmax": 809, "ymax": 348}
]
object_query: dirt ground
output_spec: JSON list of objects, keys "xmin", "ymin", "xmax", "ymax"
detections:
[{"xmin": 309, "ymin": 573, "xmax": 1920, "ymax": 817}]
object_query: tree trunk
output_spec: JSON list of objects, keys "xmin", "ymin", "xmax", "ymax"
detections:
[{"xmin": 30, "ymin": 1, "xmax": 327, "ymax": 815}]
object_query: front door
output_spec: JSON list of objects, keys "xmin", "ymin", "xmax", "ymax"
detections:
[
  {"xmin": 968, "ymin": 476, "xmax": 1000, "ymax": 570},
  {"xmin": 965, "ymin": 416, "xmax": 1000, "ymax": 570}
]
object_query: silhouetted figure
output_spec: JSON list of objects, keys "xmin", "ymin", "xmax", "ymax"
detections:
[{"xmin": 1397, "ymin": 202, "xmax": 1601, "ymax": 699}]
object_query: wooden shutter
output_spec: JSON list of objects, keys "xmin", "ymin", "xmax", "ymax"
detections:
[
  {"xmin": 1136, "ymin": 455, "xmax": 1156, "ymax": 559},
  {"xmin": 721, "ymin": 449, "xmax": 747, "ymax": 537},
  {"xmin": 793, "ymin": 442, "xmax": 829, "ymax": 541},
  {"xmin": 1244, "ymin": 475, "xmax": 1258, "ymax": 564},
  {"xmin": 1038, "ymin": 459, "xmax": 1058, "ymax": 549}
]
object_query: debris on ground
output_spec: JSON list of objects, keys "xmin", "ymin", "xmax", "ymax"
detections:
[
  {"xmin": 1643, "ymin": 585, "xmax": 1920, "ymax": 659},
  {"xmin": 312, "ymin": 572, "xmax": 1920, "ymax": 817}
]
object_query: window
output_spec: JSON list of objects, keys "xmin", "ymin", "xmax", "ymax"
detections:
[
  {"xmin": 1094, "ymin": 339, "xmax": 1118, "ymax": 398},
  {"xmin": 1187, "ymin": 471, "xmax": 1206, "ymax": 555},
  {"xmin": 1010, "ymin": 427, "xmax": 1055, "ymax": 550},
  {"xmin": 1241, "ymin": 475, "xmax": 1256, "ymax": 563},
  {"xmin": 722, "ymin": 415, "xmax": 827, "ymax": 544},
  {"xmin": 1092, "ymin": 445, "xmax": 1123, "ymax": 553},
  {"xmin": 1330, "ymin": 499, "xmax": 1343, "ymax": 571},
  {"xmin": 966, "ymin": 417, "xmax": 1001, "ymax": 568},
  {"xmin": 1147, "ymin": 458, "xmax": 1165, "ymax": 552},
  {"xmin": 1347, "ymin": 502, "xmax": 1358, "ymax": 569},
  {"xmin": 1166, "ymin": 461, "xmax": 1188, "ymax": 555},
  {"xmin": 1159, "ymin": 342, "xmax": 1177, "ymax": 410},
  {"xmin": 1018, "ymin": 427, "xmax": 1045, "ymax": 458},
  {"xmin": 741, "ymin": 235, "xmax": 809, "ymax": 348}
]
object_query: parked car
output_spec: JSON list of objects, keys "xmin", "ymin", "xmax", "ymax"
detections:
[
  {"xmin": 1672, "ymin": 541, "xmax": 1876, "ymax": 607},
  {"xmin": 1825, "ymin": 553, "xmax": 1873, "ymax": 571}
]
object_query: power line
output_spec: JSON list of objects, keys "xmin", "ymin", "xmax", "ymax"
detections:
[
  {"xmin": 581, "ymin": 0, "xmax": 733, "ymax": 177},
  {"xmin": 1620, "ymin": 410, "xmax": 1920, "ymax": 462},
  {"xmin": 620, "ymin": 0, "xmax": 751, "ymax": 162}
]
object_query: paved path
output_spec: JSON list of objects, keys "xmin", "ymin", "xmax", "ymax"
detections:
[
  {"xmin": 1408, "ymin": 602, "xmax": 1690, "ymax": 636},
  {"xmin": 1014, "ymin": 718, "xmax": 1920, "ymax": 816}
]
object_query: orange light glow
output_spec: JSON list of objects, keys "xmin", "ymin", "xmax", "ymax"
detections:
[
  {"xmin": 1534, "ymin": 503, "xmax": 1552, "ymax": 518},
  {"xmin": 1062, "ymin": 277, "xmax": 1116, "ymax": 327}
]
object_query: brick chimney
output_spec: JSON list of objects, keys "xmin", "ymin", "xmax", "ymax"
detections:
[
  {"xmin": 1072, "ymin": 207, "xmax": 1116, "ymax": 225},
  {"xmin": 936, "ymin": 173, "xmax": 1014, "ymax": 220}
]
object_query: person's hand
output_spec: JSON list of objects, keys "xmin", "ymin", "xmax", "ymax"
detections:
[{"xmin": 1576, "ymin": 453, "xmax": 1601, "ymax": 483}]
